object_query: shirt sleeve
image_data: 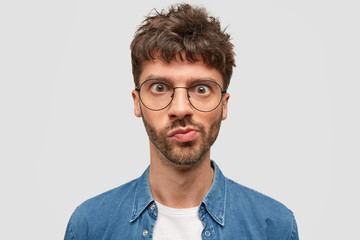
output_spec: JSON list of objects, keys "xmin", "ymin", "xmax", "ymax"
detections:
[
  {"xmin": 288, "ymin": 211, "xmax": 299, "ymax": 240},
  {"xmin": 64, "ymin": 207, "xmax": 88, "ymax": 240},
  {"xmin": 64, "ymin": 214, "xmax": 76, "ymax": 240}
]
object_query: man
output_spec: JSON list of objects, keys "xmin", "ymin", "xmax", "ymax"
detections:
[{"xmin": 65, "ymin": 4, "xmax": 299, "ymax": 240}]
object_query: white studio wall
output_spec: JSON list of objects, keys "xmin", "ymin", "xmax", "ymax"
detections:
[{"xmin": 0, "ymin": 0, "xmax": 359, "ymax": 239}]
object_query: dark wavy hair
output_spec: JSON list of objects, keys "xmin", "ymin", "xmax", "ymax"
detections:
[{"xmin": 130, "ymin": 4, "xmax": 236, "ymax": 91}]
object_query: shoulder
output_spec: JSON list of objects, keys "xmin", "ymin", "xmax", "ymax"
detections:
[
  {"xmin": 226, "ymin": 178, "xmax": 289, "ymax": 214},
  {"xmin": 225, "ymin": 178, "xmax": 298, "ymax": 239},
  {"xmin": 65, "ymin": 178, "xmax": 138, "ymax": 240},
  {"xmin": 78, "ymin": 178, "xmax": 137, "ymax": 214}
]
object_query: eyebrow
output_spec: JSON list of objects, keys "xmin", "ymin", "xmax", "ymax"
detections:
[
  {"xmin": 144, "ymin": 74, "xmax": 219, "ymax": 86},
  {"xmin": 145, "ymin": 75, "xmax": 171, "ymax": 82}
]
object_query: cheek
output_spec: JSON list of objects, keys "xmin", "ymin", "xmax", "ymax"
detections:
[
  {"xmin": 141, "ymin": 108, "xmax": 168, "ymax": 128},
  {"xmin": 206, "ymin": 108, "xmax": 223, "ymax": 123},
  {"xmin": 198, "ymin": 110, "xmax": 222, "ymax": 131}
]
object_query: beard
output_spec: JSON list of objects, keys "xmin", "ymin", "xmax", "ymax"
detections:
[{"xmin": 142, "ymin": 111, "xmax": 222, "ymax": 166}]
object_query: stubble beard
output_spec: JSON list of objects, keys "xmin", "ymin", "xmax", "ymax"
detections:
[{"xmin": 142, "ymin": 112, "xmax": 222, "ymax": 166}]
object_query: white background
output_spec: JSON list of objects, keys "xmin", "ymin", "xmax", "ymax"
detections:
[{"xmin": 1, "ymin": 0, "xmax": 359, "ymax": 239}]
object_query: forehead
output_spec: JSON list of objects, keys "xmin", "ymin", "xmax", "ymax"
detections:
[{"xmin": 139, "ymin": 59, "xmax": 223, "ymax": 86}]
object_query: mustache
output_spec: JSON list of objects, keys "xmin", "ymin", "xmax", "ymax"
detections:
[{"xmin": 168, "ymin": 118, "xmax": 205, "ymax": 132}]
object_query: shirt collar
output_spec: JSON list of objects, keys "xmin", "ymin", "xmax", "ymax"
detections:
[
  {"xmin": 130, "ymin": 160, "xmax": 227, "ymax": 226},
  {"xmin": 201, "ymin": 161, "xmax": 226, "ymax": 226},
  {"xmin": 130, "ymin": 166, "xmax": 154, "ymax": 222}
]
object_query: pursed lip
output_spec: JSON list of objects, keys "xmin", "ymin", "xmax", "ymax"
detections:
[{"xmin": 167, "ymin": 127, "xmax": 198, "ymax": 137}]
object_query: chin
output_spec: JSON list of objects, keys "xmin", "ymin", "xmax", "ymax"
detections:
[{"xmin": 166, "ymin": 149, "xmax": 208, "ymax": 167}]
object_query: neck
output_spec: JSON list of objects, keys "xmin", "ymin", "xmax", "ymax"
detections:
[{"xmin": 148, "ymin": 144, "xmax": 214, "ymax": 208}]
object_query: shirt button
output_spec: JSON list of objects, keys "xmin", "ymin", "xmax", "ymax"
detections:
[
  {"xmin": 150, "ymin": 204, "xmax": 155, "ymax": 210},
  {"xmin": 205, "ymin": 230, "xmax": 211, "ymax": 237},
  {"xmin": 143, "ymin": 230, "xmax": 148, "ymax": 236}
]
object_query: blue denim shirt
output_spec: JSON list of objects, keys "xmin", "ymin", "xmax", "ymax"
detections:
[{"xmin": 65, "ymin": 161, "xmax": 299, "ymax": 239}]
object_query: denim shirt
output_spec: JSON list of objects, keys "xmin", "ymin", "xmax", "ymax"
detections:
[{"xmin": 65, "ymin": 161, "xmax": 299, "ymax": 239}]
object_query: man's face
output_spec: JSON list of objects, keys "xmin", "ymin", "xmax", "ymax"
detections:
[{"xmin": 132, "ymin": 58, "xmax": 229, "ymax": 166}]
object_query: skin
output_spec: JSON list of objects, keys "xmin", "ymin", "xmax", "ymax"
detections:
[{"xmin": 132, "ymin": 58, "xmax": 230, "ymax": 208}]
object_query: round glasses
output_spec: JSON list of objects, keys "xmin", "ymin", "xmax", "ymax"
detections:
[{"xmin": 135, "ymin": 79, "xmax": 226, "ymax": 112}]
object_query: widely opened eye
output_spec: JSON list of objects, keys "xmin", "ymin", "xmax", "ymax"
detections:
[
  {"xmin": 152, "ymin": 83, "xmax": 166, "ymax": 92},
  {"xmin": 195, "ymin": 85, "xmax": 209, "ymax": 94}
]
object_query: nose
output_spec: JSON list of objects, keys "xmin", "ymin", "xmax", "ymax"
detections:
[{"xmin": 167, "ymin": 87, "xmax": 193, "ymax": 120}]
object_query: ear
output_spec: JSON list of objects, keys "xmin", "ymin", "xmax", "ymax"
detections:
[
  {"xmin": 221, "ymin": 93, "xmax": 230, "ymax": 120},
  {"xmin": 132, "ymin": 90, "xmax": 142, "ymax": 118}
]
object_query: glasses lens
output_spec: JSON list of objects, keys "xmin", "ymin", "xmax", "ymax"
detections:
[
  {"xmin": 139, "ymin": 79, "xmax": 173, "ymax": 110},
  {"xmin": 188, "ymin": 81, "xmax": 223, "ymax": 112}
]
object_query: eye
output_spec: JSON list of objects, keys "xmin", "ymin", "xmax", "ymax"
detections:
[
  {"xmin": 151, "ymin": 83, "xmax": 168, "ymax": 93},
  {"xmin": 194, "ymin": 85, "xmax": 210, "ymax": 95}
]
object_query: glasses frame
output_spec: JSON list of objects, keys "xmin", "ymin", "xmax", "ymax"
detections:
[{"xmin": 135, "ymin": 78, "xmax": 227, "ymax": 112}]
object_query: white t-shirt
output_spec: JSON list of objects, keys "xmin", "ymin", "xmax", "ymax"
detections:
[{"xmin": 153, "ymin": 201, "xmax": 204, "ymax": 240}]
